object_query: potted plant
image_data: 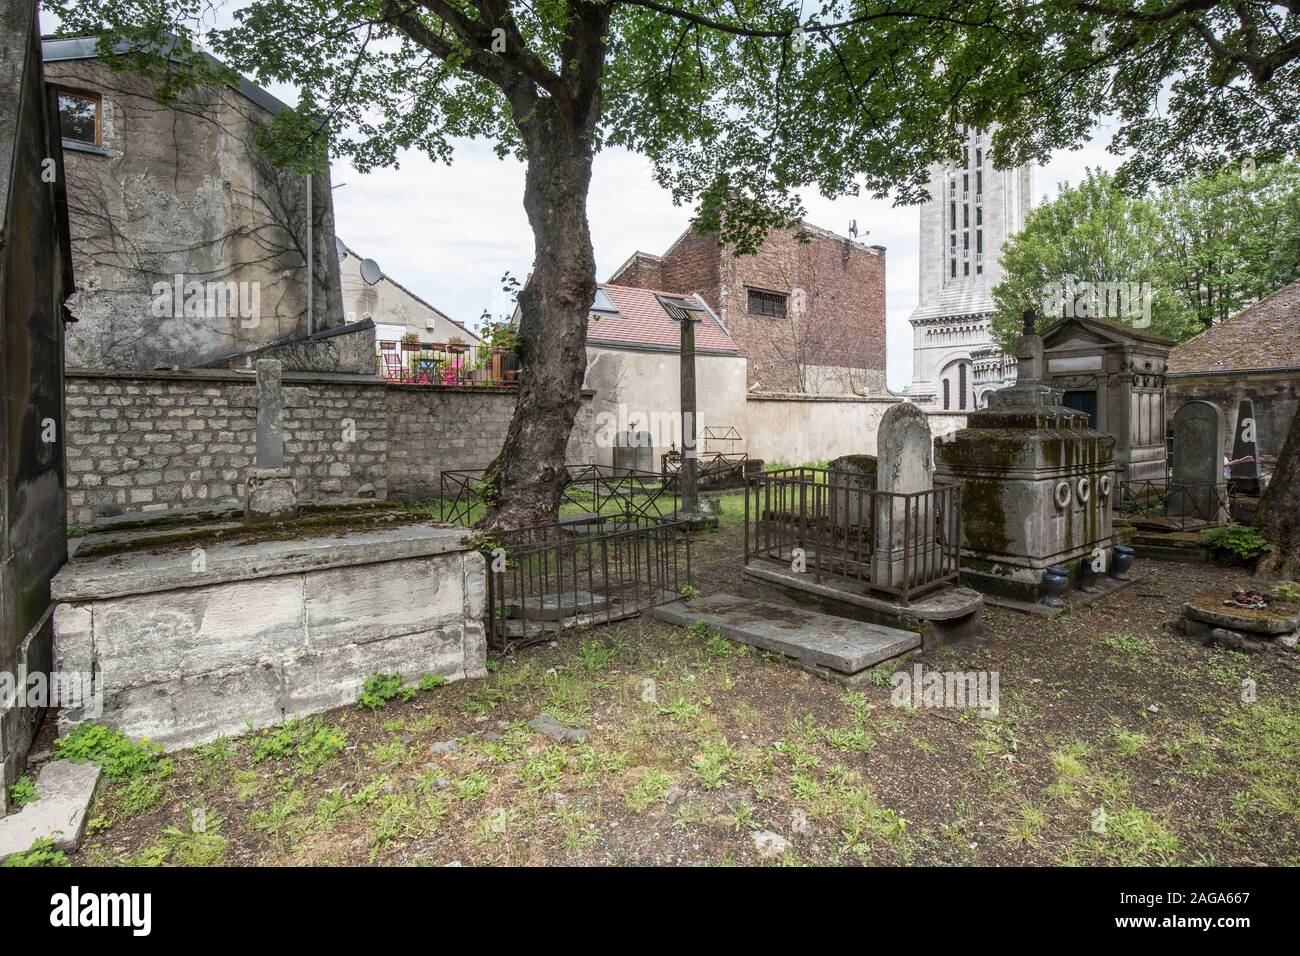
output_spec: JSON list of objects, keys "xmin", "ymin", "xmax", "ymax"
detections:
[{"xmin": 484, "ymin": 323, "xmax": 520, "ymax": 382}]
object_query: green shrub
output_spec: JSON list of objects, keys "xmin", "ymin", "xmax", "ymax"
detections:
[
  {"xmin": 1201, "ymin": 525, "xmax": 1274, "ymax": 562},
  {"xmin": 2, "ymin": 838, "xmax": 69, "ymax": 867},
  {"xmin": 358, "ymin": 673, "xmax": 416, "ymax": 710},
  {"xmin": 53, "ymin": 724, "xmax": 163, "ymax": 781},
  {"xmin": 8, "ymin": 775, "xmax": 37, "ymax": 808}
]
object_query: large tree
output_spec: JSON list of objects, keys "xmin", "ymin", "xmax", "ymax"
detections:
[
  {"xmin": 57, "ymin": 0, "xmax": 1299, "ymax": 536},
  {"xmin": 989, "ymin": 162, "xmax": 1300, "ymax": 352}
]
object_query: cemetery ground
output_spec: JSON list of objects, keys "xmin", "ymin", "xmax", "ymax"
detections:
[{"xmin": 25, "ymin": 490, "xmax": 1300, "ymax": 867}]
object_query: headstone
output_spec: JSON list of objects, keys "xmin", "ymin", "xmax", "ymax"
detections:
[
  {"xmin": 1230, "ymin": 397, "xmax": 1261, "ymax": 495},
  {"xmin": 244, "ymin": 359, "xmax": 297, "ymax": 520},
  {"xmin": 828, "ymin": 454, "xmax": 877, "ymax": 532},
  {"xmin": 613, "ymin": 430, "xmax": 653, "ymax": 474},
  {"xmin": 871, "ymin": 404, "xmax": 934, "ymax": 587},
  {"xmin": 1169, "ymin": 401, "xmax": 1225, "ymax": 522}
]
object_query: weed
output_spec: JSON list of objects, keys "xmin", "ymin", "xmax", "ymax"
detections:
[
  {"xmin": 625, "ymin": 768, "xmax": 672, "ymax": 811},
  {"xmin": 8, "ymin": 776, "xmax": 37, "ymax": 808},
  {"xmin": 2, "ymin": 838, "xmax": 69, "ymax": 867},
  {"xmin": 358, "ymin": 673, "xmax": 416, "ymax": 710},
  {"xmin": 418, "ymin": 673, "xmax": 447, "ymax": 692},
  {"xmin": 54, "ymin": 724, "xmax": 162, "ymax": 781}
]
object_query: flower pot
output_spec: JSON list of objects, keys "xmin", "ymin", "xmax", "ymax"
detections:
[
  {"xmin": 1110, "ymin": 545, "xmax": 1135, "ymax": 580},
  {"xmin": 1041, "ymin": 566, "xmax": 1070, "ymax": 607}
]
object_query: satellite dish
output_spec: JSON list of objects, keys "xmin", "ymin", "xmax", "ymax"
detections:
[
  {"xmin": 848, "ymin": 219, "xmax": 858, "ymax": 239},
  {"xmin": 335, "ymin": 237, "xmax": 347, "ymax": 262},
  {"xmin": 360, "ymin": 258, "xmax": 383, "ymax": 286}
]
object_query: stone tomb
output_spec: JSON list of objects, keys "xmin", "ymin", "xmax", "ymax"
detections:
[
  {"xmin": 1181, "ymin": 592, "xmax": 1299, "ymax": 654},
  {"xmin": 1169, "ymin": 400, "xmax": 1227, "ymax": 523},
  {"xmin": 52, "ymin": 523, "xmax": 487, "ymax": 747},
  {"xmin": 936, "ymin": 311, "xmax": 1117, "ymax": 601}
]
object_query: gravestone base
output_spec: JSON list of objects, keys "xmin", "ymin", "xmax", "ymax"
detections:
[{"xmin": 245, "ymin": 467, "xmax": 298, "ymax": 520}]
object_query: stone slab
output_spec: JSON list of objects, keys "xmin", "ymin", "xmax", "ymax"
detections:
[
  {"xmin": 652, "ymin": 593, "xmax": 920, "ymax": 674},
  {"xmin": 0, "ymin": 760, "xmax": 101, "ymax": 861},
  {"xmin": 507, "ymin": 589, "xmax": 610, "ymax": 622},
  {"xmin": 52, "ymin": 524, "xmax": 472, "ymax": 601},
  {"xmin": 743, "ymin": 560, "xmax": 981, "ymax": 621},
  {"xmin": 1184, "ymin": 595, "xmax": 1300, "ymax": 635}
]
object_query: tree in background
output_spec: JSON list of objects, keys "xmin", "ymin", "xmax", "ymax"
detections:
[{"xmin": 990, "ymin": 163, "xmax": 1300, "ymax": 352}]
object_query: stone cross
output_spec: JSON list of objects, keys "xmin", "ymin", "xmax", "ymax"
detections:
[
  {"xmin": 245, "ymin": 358, "xmax": 297, "ymax": 520},
  {"xmin": 255, "ymin": 359, "xmax": 284, "ymax": 469},
  {"xmin": 871, "ymin": 403, "xmax": 935, "ymax": 588},
  {"xmin": 1169, "ymin": 400, "xmax": 1225, "ymax": 522}
]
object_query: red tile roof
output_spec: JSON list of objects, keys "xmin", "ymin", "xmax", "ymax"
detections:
[
  {"xmin": 1168, "ymin": 278, "xmax": 1300, "ymax": 374},
  {"xmin": 587, "ymin": 284, "xmax": 737, "ymax": 354}
]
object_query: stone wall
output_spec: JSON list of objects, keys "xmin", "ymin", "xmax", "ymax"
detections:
[
  {"xmin": 65, "ymin": 369, "xmax": 597, "ymax": 523},
  {"xmin": 745, "ymin": 393, "xmax": 905, "ymax": 466},
  {"xmin": 1168, "ymin": 370, "xmax": 1300, "ymax": 475},
  {"xmin": 65, "ymin": 369, "xmax": 388, "ymax": 524},
  {"xmin": 384, "ymin": 386, "xmax": 595, "ymax": 501},
  {"xmin": 1, "ymin": 4, "xmax": 71, "ymax": 814}
]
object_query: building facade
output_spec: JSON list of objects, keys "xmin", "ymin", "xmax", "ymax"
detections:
[
  {"xmin": 44, "ymin": 37, "xmax": 346, "ymax": 370},
  {"xmin": 608, "ymin": 221, "xmax": 886, "ymax": 394},
  {"xmin": 908, "ymin": 127, "xmax": 1032, "ymax": 410}
]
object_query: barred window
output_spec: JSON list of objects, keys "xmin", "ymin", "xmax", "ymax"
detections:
[{"xmin": 747, "ymin": 289, "xmax": 787, "ymax": 318}]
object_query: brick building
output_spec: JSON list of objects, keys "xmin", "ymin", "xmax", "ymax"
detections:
[{"xmin": 608, "ymin": 222, "xmax": 887, "ymax": 394}]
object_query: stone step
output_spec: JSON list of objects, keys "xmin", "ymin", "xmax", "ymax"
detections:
[{"xmin": 652, "ymin": 592, "xmax": 920, "ymax": 676}]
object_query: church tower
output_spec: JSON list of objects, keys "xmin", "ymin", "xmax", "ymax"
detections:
[{"xmin": 907, "ymin": 127, "xmax": 1032, "ymax": 410}]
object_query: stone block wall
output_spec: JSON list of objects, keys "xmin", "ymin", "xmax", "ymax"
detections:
[
  {"xmin": 65, "ymin": 369, "xmax": 388, "ymax": 524},
  {"xmin": 65, "ymin": 369, "xmax": 597, "ymax": 523},
  {"xmin": 384, "ymin": 386, "xmax": 595, "ymax": 501}
]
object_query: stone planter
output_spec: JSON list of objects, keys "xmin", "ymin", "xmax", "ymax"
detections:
[
  {"xmin": 1110, "ymin": 545, "xmax": 1134, "ymax": 580},
  {"xmin": 1040, "ymin": 566, "xmax": 1069, "ymax": 607}
]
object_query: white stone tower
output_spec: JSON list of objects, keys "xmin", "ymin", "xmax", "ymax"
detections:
[{"xmin": 907, "ymin": 128, "xmax": 1032, "ymax": 410}]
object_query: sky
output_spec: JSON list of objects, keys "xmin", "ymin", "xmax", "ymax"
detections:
[
  {"xmin": 41, "ymin": 6, "xmax": 1127, "ymax": 391},
  {"xmin": 330, "ymin": 133, "xmax": 1124, "ymax": 391}
]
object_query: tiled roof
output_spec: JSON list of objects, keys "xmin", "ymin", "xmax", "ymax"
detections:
[
  {"xmin": 1168, "ymin": 279, "xmax": 1300, "ymax": 374},
  {"xmin": 587, "ymin": 284, "xmax": 737, "ymax": 354}
]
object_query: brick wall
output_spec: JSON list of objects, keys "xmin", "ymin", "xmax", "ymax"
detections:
[
  {"xmin": 608, "ymin": 252, "xmax": 666, "ymax": 290},
  {"xmin": 610, "ymin": 224, "xmax": 886, "ymax": 393},
  {"xmin": 65, "ymin": 369, "xmax": 596, "ymax": 523}
]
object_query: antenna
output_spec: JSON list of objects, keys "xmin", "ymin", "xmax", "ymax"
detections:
[{"xmin": 359, "ymin": 258, "xmax": 383, "ymax": 286}]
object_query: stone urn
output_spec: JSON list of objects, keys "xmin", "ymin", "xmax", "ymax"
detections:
[
  {"xmin": 1079, "ymin": 559, "xmax": 1101, "ymax": 594},
  {"xmin": 1110, "ymin": 545, "xmax": 1135, "ymax": 580},
  {"xmin": 1041, "ymin": 566, "xmax": 1070, "ymax": 607}
]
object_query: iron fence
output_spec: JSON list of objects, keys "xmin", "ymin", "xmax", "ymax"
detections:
[
  {"xmin": 485, "ymin": 514, "xmax": 692, "ymax": 649},
  {"xmin": 377, "ymin": 342, "xmax": 520, "ymax": 386},
  {"xmin": 743, "ymin": 466, "xmax": 961, "ymax": 604},
  {"xmin": 1116, "ymin": 477, "xmax": 1230, "ymax": 530},
  {"xmin": 439, "ymin": 464, "xmax": 679, "ymax": 527}
]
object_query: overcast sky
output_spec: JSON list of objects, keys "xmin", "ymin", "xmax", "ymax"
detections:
[
  {"xmin": 42, "ymin": 7, "xmax": 1126, "ymax": 390},
  {"xmin": 330, "ymin": 133, "xmax": 1124, "ymax": 391}
]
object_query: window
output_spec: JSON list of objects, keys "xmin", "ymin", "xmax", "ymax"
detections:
[
  {"xmin": 963, "ymin": 261, "xmax": 970, "ymax": 276},
  {"xmin": 950, "ymin": 201, "xmax": 956, "ymax": 229},
  {"xmin": 976, "ymin": 147, "xmax": 983, "ymax": 166},
  {"xmin": 963, "ymin": 173, "xmax": 969, "ymax": 193},
  {"xmin": 56, "ymin": 89, "xmax": 101, "ymax": 146},
  {"xmin": 959, "ymin": 364, "xmax": 968, "ymax": 410},
  {"xmin": 747, "ymin": 288, "xmax": 787, "ymax": 318},
  {"xmin": 963, "ymin": 204, "xmax": 969, "ymax": 228},
  {"xmin": 591, "ymin": 288, "xmax": 619, "ymax": 315},
  {"xmin": 976, "ymin": 170, "xmax": 982, "ymax": 195},
  {"xmin": 943, "ymin": 378, "xmax": 951, "ymax": 410},
  {"xmin": 950, "ymin": 259, "xmax": 956, "ymax": 278},
  {"xmin": 976, "ymin": 206, "xmax": 983, "ymax": 226},
  {"xmin": 976, "ymin": 230, "xmax": 983, "ymax": 254}
]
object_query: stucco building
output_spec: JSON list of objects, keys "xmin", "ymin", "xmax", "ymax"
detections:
[
  {"xmin": 608, "ymin": 221, "xmax": 886, "ymax": 394},
  {"xmin": 908, "ymin": 127, "xmax": 1032, "ymax": 410},
  {"xmin": 583, "ymin": 283, "xmax": 747, "ymax": 469},
  {"xmin": 338, "ymin": 240, "xmax": 477, "ymax": 347},
  {"xmin": 44, "ymin": 36, "xmax": 347, "ymax": 370}
]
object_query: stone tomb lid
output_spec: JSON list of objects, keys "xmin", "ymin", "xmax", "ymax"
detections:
[{"xmin": 1184, "ymin": 593, "xmax": 1300, "ymax": 636}]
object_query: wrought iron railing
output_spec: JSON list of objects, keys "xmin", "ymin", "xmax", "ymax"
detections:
[
  {"xmin": 743, "ymin": 466, "xmax": 961, "ymax": 604},
  {"xmin": 1116, "ymin": 478, "xmax": 1230, "ymax": 530},
  {"xmin": 377, "ymin": 342, "xmax": 520, "ymax": 386},
  {"xmin": 485, "ymin": 514, "xmax": 692, "ymax": 649},
  {"xmin": 439, "ymin": 464, "xmax": 679, "ymax": 527}
]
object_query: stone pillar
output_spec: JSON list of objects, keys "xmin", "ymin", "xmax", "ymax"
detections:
[
  {"xmin": 245, "ymin": 359, "xmax": 298, "ymax": 520},
  {"xmin": 871, "ymin": 404, "xmax": 935, "ymax": 588},
  {"xmin": 679, "ymin": 310, "xmax": 699, "ymax": 513},
  {"xmin": 1169, "ymin": 400, "xmax": 1226, "ymax": 522}
]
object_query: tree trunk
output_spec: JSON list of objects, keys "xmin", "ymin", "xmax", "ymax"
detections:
[
  {"xmin": 479, "ymin": 121, "xmax": 596, "ymax": 531},
  {"xmin": 1256, "ymin": 403, "xmax": 1300, "ymax": 574}
]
